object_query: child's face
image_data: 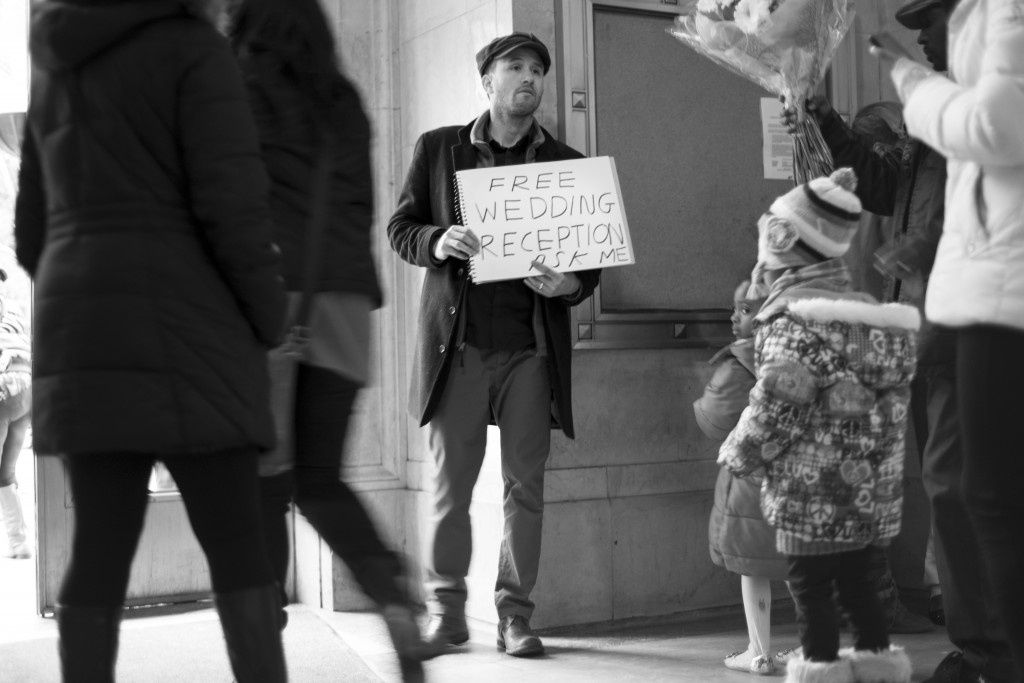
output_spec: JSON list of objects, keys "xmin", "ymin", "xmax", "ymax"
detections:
[{"xmin": 731, "ymin": 283, "xmax": 762, "ymax": 340}]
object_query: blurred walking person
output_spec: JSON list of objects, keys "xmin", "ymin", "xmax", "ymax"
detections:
[
  {"xmin": 15, "ymin": 0, "xmax": 288, "ymax": 680},
  {"xmin": 227, "ymin": 0, "xmax": 426, "ymax": 679}
]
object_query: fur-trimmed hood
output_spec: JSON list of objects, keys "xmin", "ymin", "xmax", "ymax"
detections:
[
  {"xmin": 788, "ymin": 298, "xmax": 921, "ymax": 331},
  {"xmin": 783, "ymin": 297, "xmax": 920, "ymax": 393}
]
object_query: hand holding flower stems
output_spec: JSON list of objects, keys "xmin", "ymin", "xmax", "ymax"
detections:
[
  {"xmin": 779, "ymin": 94, "xmax": 832, "ymax": 135},
  {"xmin": 670, "ymin": 0, "xmax": 853, "ymax": 184}
]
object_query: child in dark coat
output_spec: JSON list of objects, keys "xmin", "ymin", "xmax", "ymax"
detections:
[{"xmin": 697, "ymin": 279, "xmax": 794, "ymax": 675}]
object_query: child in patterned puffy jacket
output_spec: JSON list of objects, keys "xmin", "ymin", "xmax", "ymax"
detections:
[{"xmin": 719, "ymin": 168, "xmax": 920, "ymax": 683}]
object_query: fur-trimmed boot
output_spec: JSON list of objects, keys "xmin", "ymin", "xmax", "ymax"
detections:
[
  {"xmin": 843, "ymin": 645, "xmax": 912, "ymax": 683},
  {"xmin": 784, "ymin": 653, "xmax": 855, "ymax": 683},
  {"xmin": 0, "ymin": 483, "xmax": 32, "ymax": 559}
]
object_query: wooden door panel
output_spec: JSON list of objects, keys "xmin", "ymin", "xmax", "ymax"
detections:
[{"xmin": 36, "ymin": 457, "xmax": 210, "ymax": 614}]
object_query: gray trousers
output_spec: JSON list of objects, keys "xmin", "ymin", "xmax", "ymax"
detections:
[
  {"xmin": 426, "ymin": 344, "xmax": 550, "ymax": 620},
  {"xmin": 922, "ymin": 373, "xmax": 1016, "ymax": 682}
]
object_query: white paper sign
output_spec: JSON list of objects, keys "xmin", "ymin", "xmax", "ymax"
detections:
[
  {"xmin": 761, "ymin": 97, "xmax": 793, "ymax": 181},
  {"xmin": 456, "ymin": 156, "xmax": 634, "ymax": 283}
]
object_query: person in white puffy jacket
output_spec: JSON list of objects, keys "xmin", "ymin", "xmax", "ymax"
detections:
[{"xmin": 872, "ymin": 1, "xmax": 1024, "ymax": 679}]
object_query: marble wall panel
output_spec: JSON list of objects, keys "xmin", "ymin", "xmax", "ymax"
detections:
[{"xmin": 610, "ymin": 492, "xmax": 737, "ymax": 620}]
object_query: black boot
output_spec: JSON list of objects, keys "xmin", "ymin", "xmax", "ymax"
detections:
[
  {"xmin": 214, "ymin": 585, "xmax": 288, "ymax": 683},
  {"xmin": 55, "ymin": 604, "xmax": 123, "ymax": 683}
]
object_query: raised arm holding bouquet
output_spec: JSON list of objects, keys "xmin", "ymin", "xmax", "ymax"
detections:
[{"xmin": 670, "ymin": 0, "xmax": 853, "ymax": 184}]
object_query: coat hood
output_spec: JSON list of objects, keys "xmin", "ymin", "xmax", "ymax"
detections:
[
  {"xmin": 30, "ymin": 0, "xmax": 185, "ymax": 71},
  {"xmin": 710, "ymin": 338, "xmax": 756, "ymax": 377},
  {"xmin": 787, "ymin": 297, "xmax": 920, "ymax": 391}
]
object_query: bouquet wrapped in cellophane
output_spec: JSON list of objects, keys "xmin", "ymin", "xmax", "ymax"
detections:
[{"xmin": 669, "ymin": 0, "xmax": 852, "ymax": 184}]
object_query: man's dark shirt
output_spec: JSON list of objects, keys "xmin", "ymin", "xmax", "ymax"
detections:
[{"xmin": 464, "ymin": 135, "xmax": 535, "ymax": 350}]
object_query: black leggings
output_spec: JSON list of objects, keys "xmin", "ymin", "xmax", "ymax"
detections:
[
  {"xmin": 788, "ymin": 546, "xmax": 890, "ymax": 661},
  {"xmin": 958, "ymin": 325, "xmax": 1024, "ymax": 680},
  {"xmin": 59, "ymin": 449, "xmax": 274, "ymax": 608},
  {"xmin": 260, "ymin": 363, "xmax": 403, "ymax": 607}
]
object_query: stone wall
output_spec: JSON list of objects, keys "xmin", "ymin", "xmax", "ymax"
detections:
[{"xmin": 313, "ymin": 0, "xmax": 932, "ymax": 628}]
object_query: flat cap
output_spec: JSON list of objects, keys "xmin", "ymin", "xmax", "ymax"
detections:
[
  {"xmin": 895, "ymin": 0, "xmax": 944, "ymax": 29},
  {"xmin": 475, "ymin": 32, "xmax": 551, "ymax": 76}
]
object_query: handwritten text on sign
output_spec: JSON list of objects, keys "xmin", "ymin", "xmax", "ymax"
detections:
[{"xmin": 457, "ymin": 156, "xmax": 634, "ymax": 283}]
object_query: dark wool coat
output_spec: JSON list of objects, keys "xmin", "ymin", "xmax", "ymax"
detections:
[
  {"xmin": 15, "ymin": 1, "xmax": 287, "ymax": 456},
  {"xmin": 821, "ymin": 108, "xmax": 952, "ymax": 369},
  {"xmin": 822, "ymin": 108, "xmax": 946, "ymax": 304},
  {"xmin": 237, "ymin": 50, "xmax": 382, "ymax": 304},
  {"xmin": 387, "ymin": 118, "xmax": 600, "ymax": 438},
  {"xmin": 696, "ymin": 341, "xmax": 789, "ymax": 580}
]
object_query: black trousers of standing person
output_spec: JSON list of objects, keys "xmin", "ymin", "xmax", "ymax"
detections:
[
  {"xmin": 788, "ymin": 547, "xmax": 890, "ymax": 661},
  {"xmin": 260, "ymin": 363, "xmax": 405, "ymax": 608},
  {"xmin": 958, "ymin": 325, "xmax": 1024, "ymax": 681},
  {"xmin": 921, "ymin": 330, "xmax": 1016, "ymax": 683},
  {"xmin": 59, "ymin": 449, "xmax": 275, "ymax": 606}
]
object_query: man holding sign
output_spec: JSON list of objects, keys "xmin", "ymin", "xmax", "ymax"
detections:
[{"xmin": 388, "ymin": 32, "xmax": 600, "ymax": 658}]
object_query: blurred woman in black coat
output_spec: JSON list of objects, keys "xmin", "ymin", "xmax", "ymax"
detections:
[
  {"xmin": 15, "ymin": 0, "xmax": 288, "ymax": 680},
  {"xmin": 228, "ymin": 0, "xmax": 426, "ymax": 678}
]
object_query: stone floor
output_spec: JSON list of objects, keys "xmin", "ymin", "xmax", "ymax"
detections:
[
  {"xmin": 0, "ymin": 547, "xmax": 956, "ymax": 683},
  {"xmin": 323, "ymin": 604, "xmax": 954, "ymax": 683},
  {"xmin": 1, "ymin": 448, "xmax": 955, "ymax": 682}
]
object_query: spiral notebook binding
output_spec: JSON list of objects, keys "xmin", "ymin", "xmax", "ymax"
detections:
[{"xmin": 453, "ymin": 170, "xmax": 479, "ymax": 283}]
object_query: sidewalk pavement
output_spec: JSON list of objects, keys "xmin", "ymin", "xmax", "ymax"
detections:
[{"xmin": 323, "ymin": 603, "xmax": 954, "ymax": 683}]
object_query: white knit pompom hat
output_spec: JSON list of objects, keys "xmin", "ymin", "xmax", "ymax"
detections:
[{"xmin": 757, "ymin": 167, "xmax": 862, "ymax": 271}]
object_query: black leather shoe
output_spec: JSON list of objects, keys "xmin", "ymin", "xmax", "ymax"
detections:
[
  {"xmin": 922, "ymin": 651, "xmax": 978, "ymax": 683},
  {"xmin": 422, "ymin": 615, "xmax": 469, "ymax": 658},
  {"xmin": 497, "ymin": 615, "xmax": 544, "ymax": 657}
]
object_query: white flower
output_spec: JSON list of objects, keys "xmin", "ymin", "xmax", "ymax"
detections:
[
  {"xmin": 734, "ymin": 0, "xmax": 773, "ymax": 34},
  {"xmin": 764, "ymin": 214, "xmax": 797, "ymax": 252},
  {"xmin": 696, "ymin": 0, "xmax": 737, "ymax": 11},
  {"xmin": 698, "ymin": 0, "xmax": 743, "ymax": 19}
]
